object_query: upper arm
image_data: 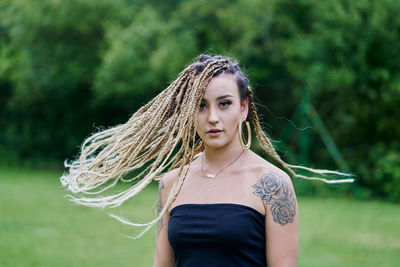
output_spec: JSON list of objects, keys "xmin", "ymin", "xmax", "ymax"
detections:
[
  {"xmin": 252, "ymin": 170, "xmax": 298, "ymax": 267},
  {"xmin": 153, "ymin": 173, "xmax": 176, "ymax": 267}
]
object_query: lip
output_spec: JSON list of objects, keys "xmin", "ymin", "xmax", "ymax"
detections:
[{"xmin": 207, "ymin": 129, "xmax": 223, "ymax": 136}]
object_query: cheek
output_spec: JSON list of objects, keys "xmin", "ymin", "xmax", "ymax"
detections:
[
  {"xmin": 227, "ymin": 114, "xmax": 240, "ymax": 133},
  {"xmin": 196, "ymin": 114, "xmax": 206, "ymax": 131}
]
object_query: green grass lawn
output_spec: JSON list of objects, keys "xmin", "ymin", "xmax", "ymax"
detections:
[{"xmin": 0, "ymin": 166, "xmax": 399, "ymax": 267}]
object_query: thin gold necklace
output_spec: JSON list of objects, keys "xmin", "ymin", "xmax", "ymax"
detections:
[{"xmin": 201, "ymin": 150, "xmax": 245, "ymax": 179}]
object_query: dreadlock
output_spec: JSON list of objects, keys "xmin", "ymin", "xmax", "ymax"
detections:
[{"xmin": 60, "ymin": 54, "xmax": 354, "ymax": 238}]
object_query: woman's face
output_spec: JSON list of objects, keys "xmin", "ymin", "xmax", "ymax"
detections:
[{"xmin": 196, "ymin": 73, "xmax": 248, "ymax": 150}]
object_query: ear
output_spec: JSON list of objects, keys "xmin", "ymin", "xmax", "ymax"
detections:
[{"xmin": 240, "ymin": 99, "xmax": 249, "ymax": 120}]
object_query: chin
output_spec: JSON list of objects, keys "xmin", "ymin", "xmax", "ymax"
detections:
[
  {"xmin": 204, "ymin": 139, "xmax": 229, "ymax": 149},
  {"xmin": 207, "ymin": 144, "xmax": 225, "ymax": 149}
]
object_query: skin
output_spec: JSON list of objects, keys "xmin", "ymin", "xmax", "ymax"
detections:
[{"xmin": 153, "ymin": 73, "xmax": 298, "ymax": 267}]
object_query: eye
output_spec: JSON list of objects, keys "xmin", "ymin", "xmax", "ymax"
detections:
[
  {"xmin": 199, "ymin": 103, "xmax": 207, "ymax": 111},
  {"xmin": 219, "ymin": 100, "xmax": 232, "ymax": 109}
]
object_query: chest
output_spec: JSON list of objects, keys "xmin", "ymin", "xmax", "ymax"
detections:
[{"xmin": 171, "ymin": 167, "xmax": 265, "ymax": 215}]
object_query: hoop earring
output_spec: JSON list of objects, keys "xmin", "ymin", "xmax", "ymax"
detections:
[{"xmin": 238, "ymin": 117, "xmax": 251, "ymax": 150}]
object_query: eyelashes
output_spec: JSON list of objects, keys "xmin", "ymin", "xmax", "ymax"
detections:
[
  {"xmin": 199, "ymin": 100, "xmax": 232, "ymax": 111},
  {"xmin": 219, "ymin": 100, "xmax": 232, "ymax": 108}
]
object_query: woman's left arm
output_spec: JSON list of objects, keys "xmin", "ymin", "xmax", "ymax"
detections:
[{"xmin": 252, "ymin": 170, "xmax": 298, "ymax": 267}]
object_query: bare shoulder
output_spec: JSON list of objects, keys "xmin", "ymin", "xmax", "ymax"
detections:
[
  {"xmin": 248, "ymin": 151, "xmax": 297, "ymax": 226},
  {"xmin": 159, "ymin": 167, "xmax": 180, "ymax": 195},
  {"xmin": 245, "ymin": 151, "xmax": 291, "ymax": 181},
  {"xmin": 251, "ymin": 167, "xmax": 295, "ymax": 202},
  {"xmin": 159, "ymin": 161, "xmax": 194, "ymax": 196}
]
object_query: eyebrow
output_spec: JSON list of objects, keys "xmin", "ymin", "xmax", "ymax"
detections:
[{"xmin": 201, "ymin": 94, "xmax": 234, "ymax": 101}]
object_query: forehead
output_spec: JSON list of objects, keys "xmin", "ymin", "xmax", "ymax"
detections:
[{"xmin": 203, "ymin": 73, "xmax": 239, "ymax": 99}]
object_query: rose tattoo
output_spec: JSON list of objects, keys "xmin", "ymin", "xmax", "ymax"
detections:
[{"xmin": 252, "ymin": 172, "xmax": 296, "ymax": 226}]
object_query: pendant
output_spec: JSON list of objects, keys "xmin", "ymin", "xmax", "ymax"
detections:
[{"xmin": 203, "ymin": 173, "xmax": 216, "ymax": 179}]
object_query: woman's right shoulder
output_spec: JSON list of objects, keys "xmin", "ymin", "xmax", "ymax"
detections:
[
  {"xmin": 159, "ymin": 164, "xmax": 188, "ymax": 194},
  {"xmin": 157, "ymin": 166, "xmax": 190, "ymax": 212},
  {"xmin": 159, "ymin": 168, "xmax": 179, "ymax": 192},
  {"xmin": 159, "ymin": 158, "xmax": 197, "ymax": 190}
]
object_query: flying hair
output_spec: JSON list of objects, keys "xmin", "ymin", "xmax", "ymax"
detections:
[{"xmin": 60, "ymin": 54, "xmax": 355, "ymax": 238}]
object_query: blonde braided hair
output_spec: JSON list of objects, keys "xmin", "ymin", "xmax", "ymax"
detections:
[{"xmin": 60, "ymin": 54, "xmax": 354, "ymax": 238}]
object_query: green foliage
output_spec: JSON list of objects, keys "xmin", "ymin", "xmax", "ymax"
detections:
[
  {"xmin": 94, "ymin": 5, "xmax": 196, "ymax": 100},
  {"xmin": 0, "ymin": 0, "xmax": 128, "ymax": 163},
  {"xmin": 374, "ymin": 147, "xmax": 400, "ymax": 202},
  {"xmin": 0, "ymin": 0, "xmax": 399, "ymax": 202},
  {"xmin": 276, "ymin": 0, "xmax": 400, "ymax": 202},
  {"xmin": 1, "ymin": 0, "xmax": 119, "ymax": 104}
]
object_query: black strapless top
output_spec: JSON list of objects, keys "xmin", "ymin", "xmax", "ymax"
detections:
[{"xmin": 168, "ymin": 203, "xmax": 267, "ymax": 267}]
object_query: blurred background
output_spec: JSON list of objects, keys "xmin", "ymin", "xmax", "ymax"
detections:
[{"xmin": 0, "ymin": 0, "xmax": 399, "ymax": 266}]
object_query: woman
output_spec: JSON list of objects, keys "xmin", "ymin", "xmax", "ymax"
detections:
[{"xmin": 61, "ymin": 54, "xmax": 353, "ymax": 267}]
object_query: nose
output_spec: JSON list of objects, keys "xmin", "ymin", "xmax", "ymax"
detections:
[{"xmin": 208, "ymin": 106, "xmax": 219, "ymax": 125}]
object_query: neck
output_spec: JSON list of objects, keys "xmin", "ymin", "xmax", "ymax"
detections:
[{"xmin": 203, "ymin": 138, "xmax": 245, "ymax": 170}]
